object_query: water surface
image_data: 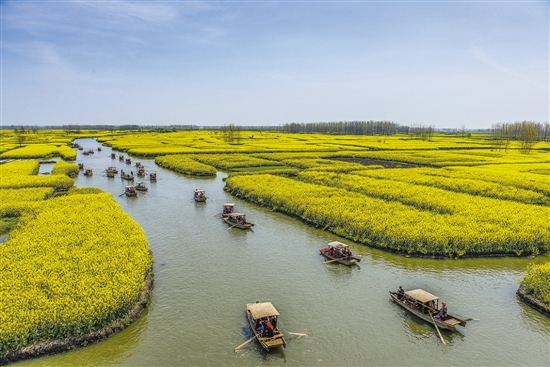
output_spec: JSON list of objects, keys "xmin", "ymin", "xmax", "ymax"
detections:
[{"xmin": 18, "ymin": 138, "xmax": 550, "ymax": 366}]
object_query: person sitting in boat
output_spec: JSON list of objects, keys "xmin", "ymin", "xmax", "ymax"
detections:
[
  {"xmin": 436, "ymin": 302, "xmax": 447, "ymax": 320},
  {"xmin": 241, "ymin": 215, "xmax": 247, "ymax": 225},
  {"xmin": 265, "ymin": 319, "xmax": 275, "ymax": 337},
  {"xmin": 346, "ymin": 248, "xmax": 352, "ymax": 260},
  {"xmin": 257, "ymin": 320, "xmax": 265, "ymax": 335}
]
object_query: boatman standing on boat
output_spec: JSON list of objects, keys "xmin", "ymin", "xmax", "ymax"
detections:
[{"xmin": 397, "ymin": 286, "xmax": 405, "ymax": 300}]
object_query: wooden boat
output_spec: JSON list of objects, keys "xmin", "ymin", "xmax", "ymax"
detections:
[
  {"xmin": 137, "ymin": 166, "xmax": 146, "ymax": 176},
  {"xmin": 106, "ymin": 171, "xmax": 116, "ymax": 178},
  {"xmin": 389, "ymin": 289, "xmax": 468, "ymax": 331},
  {"xmin": 97, "ymin": 147, "xmax": 102, "ymax": 152},
  {"xmin": 135, "ymin": 162, "xmax": 141, "ymax": 168},
  {"xmin": 83, "ymin": 150, "xmax": 90, "ymax": 155},
  {"xmin": 119, "ymin": 155, "xmax": 124, "ymax": 161},
  {"xmin": 194, "ymin": 189, "xmax": 207, "ymax": 202},
  {"xmin": 125, "ymin": 186, "xmax": 137, "ymax": 197},
  {"xmin": 111, "ymin": 153, "xmax": 116, "ymax": 159},
  {"xmin": 87, "ymin": 149, "xmax": 95, "ymax": 155},
  {"xmin": 83, "ymin": 168, "xmax": 93, "ymax": 176},
  {"xmin": 222, "ymin": 203, "xmax": 235, "ymax": 218},
  {"xmin": 106, "ymin": 166, "xmax": 118, "ymax": 173},
  {"xmin": 246, "ymin": 302, "xmax": 287, "ymax": 351},
  {"xmin": 223, "ymin": 213, "xmax": 254, "ymax": 229},
  {"xmin": 149, "ymin": 172, "xmax": 157, "ymax": 181},
  {"xmin": 125, "ymin": 158, "xmax": 132, "ymax": 165},
  {"xmin": 320, "ymin": 241, "xmax": 361, "ymax": 265},
  {"xmin": 135, "ymin": 182, "xmax": 148, "ymax": 191},
  {"xmin": 78, "ymin": 163, "xmax": 84, "ymax": 170},
  {"xmin": 121, "ymin": 173, "xmax": 134, "ymax": 181}
]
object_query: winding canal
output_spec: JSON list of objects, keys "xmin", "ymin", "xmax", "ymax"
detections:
[{"xmin": 21, "ymin": 138, "xmax": 550, "ymax": 366}]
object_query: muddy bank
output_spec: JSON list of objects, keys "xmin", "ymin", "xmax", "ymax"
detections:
[
  {"xmin": 516, "ymin": 286, "xmax": 550, "ymax": 318},
  {"xmin": 0, "ymin": 271, "xmax": 154, "ymax": 366}
]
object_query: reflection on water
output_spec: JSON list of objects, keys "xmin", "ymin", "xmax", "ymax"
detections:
[{"xmin": 16, "ymin": 138, "xmax": 550, "ymax": 366}]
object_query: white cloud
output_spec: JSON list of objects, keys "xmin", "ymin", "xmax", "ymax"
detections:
[
  {"xmin": 79, "ymin": 1, "xmax": 179, "ymax": 24},
  {"xmin": 469, "ymin": 47, "xmax": 526, "ymax": 79}
]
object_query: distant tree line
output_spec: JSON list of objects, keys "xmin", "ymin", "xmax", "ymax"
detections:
[
  {"xmin": 281, "ymin": 120, "xmax": 406, "ymax": 135},
  {"xmin": 491, "ymin": 121, "xmax": 549, "ymax": 153}
]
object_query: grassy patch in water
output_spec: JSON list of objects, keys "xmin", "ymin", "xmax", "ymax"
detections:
[{"xmin": 0, "ymin": 217, "xmax": 19, "ymax": 234}]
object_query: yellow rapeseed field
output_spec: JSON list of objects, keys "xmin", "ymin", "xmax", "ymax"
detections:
[
  {"xmin": 0, "ymin": 193, "xmax": 153, "ymax": 354},
  {"xmin": 225, "ymin": 174, "xmax": 550, "ymax": 257}
]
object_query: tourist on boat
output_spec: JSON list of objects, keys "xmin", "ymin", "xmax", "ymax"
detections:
[
  {"xmin": 346, "ymin": 248, "xmax": 352, "ymax": 260},
  {"xmin": 257, "ymin": 320, "xmax": 265, "ymax": 334},
  {"xmin": 436, "ymin": 302, "xmax": 447, "ymax": 320},
  {"xmin": 265, "ymin": 319, "xmax": 275, "ymax": 337},
  {"xmin": 396, "ymin": 286, "xmax": 405, "ymax": 300}
]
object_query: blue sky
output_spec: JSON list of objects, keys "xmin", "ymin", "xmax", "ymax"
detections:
[{"xmin": 1, "ymin": 1, "xmax": 548, "ymax": 129}]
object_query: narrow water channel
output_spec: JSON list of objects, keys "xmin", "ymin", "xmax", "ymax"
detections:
[{"xmin": 19, "ymin": 138, "xmax": 550, "ymax": 366}]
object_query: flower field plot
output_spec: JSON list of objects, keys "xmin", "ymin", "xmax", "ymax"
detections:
[
  {"xmin": 0, "ymin": 188, "xmax": 54, "ymax": 203},
  {"xmin": 0, "ymin": 160, "xmax": 74, "ymax": 191},
  {"xmin": 341, "ymin": 149, "xmax": 550, "ymax": 167},
  {"xmin": 353, "ymin": 167, "xmax": 550, "ymax": 205},
  {"xmin": 521, "ymin": 262, "xmax": 550, "ymax": 309},
  {"xmin": 0, "ymin": 192, "xmax": 153, "ymax": 357},
  {"xmin": 225, "ymin": 174, "xmax": 550, "ymax": 257},
  {"xmin": 51, "ymin": 160, "xmax": 79, "ymax": 176},
  {"xmin": 0, "ymin": 144, "xmax": 76, "ymax": 161},
  {"xmin": 155, "ymin": 154, "xmax": 217, "ymax": 176},
  {"xmin": 192, "ymin": 153, "xmax": 288, "ymax": 171}
]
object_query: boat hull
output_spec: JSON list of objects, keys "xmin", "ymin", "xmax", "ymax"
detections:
[
  {"xmin": 320, "ymin": 248, "xmax": 360, "ymax": 265},
  {"xmin": 223, "ymin": 218, "xmax": 254, "ymax": 229},
  {"xmin": 389, "ymin": 293, "xmax": 465, "ymax": 331},
  {"xmin": 246, "ymin": 305, "xmax": 286, "ymax": 351}
]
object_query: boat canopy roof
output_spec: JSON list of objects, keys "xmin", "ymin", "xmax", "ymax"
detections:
[
  {"xmin": 328, "ymin": 241, "xmax": 349, "ymax": 249},
  {"xmin": 195, "ymin": 189, "xmax": 205, "ymax": 192},
  {"xmin": 228, "ymin": 212, "xmax": 245, "ymax": 217},
  {"xmin": 137, "ymin": 182, "xmax": 145, "ymax": 185},
  {"xmin": 248, "ymin": 302, "xmax": 279, "ymax": 320},
  {"xmin": 405, "ymin": 289, "xmax": 438, "ymax": 303},
  {"xmin": 223, "ymin": 203, "xmax": 235, "ymax": 206},
  {"xmin": 125, "ymin": 186, "xmax": 135, "ymax": 189}
]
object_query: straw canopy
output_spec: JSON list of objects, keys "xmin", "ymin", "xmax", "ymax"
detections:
[
  {"xmin": 247, "ymin": 302, "xmax": 280, "ymax": 320},
  {"xmin": 405, "ymin": 289, "xmax": 439, "ymax": 303},
  {"xmin": 328, "ymin": 241, "xmax": 349, "ymax": 249}
]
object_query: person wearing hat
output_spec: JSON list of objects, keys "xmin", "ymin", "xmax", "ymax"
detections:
[{"xmin": 436, "ymin": 302, "xmax": 447, "ymax": 320}]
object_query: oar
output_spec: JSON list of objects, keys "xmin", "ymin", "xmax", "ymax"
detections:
[
  {"xmin": 453, "ymin": 313, "xmax": 478, "ymax": 321},
  {"xmin": 430, "ymin": 313, "xmax": 446, "ymax": 345},
  {"xmin": 118, "ymin": 192, "xmax": 126, "ymax": 197},
  {"xmin": 212, "ymin": 213, "xmax": 221, "ymax": 217},
  {"xmin": 227, "ymin": 224, "xmax": 238, "ymax": 230},
  {"xmin": 287, "ymin": 332, "xmax": 307, "ymax": 337},
  {"xmin": 234, "ymin": 336, "xmax": 256, "ymax": 352},
  {"xmin": 323, "ymin": 259, "xmax": 340, "ymax": 264}
]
